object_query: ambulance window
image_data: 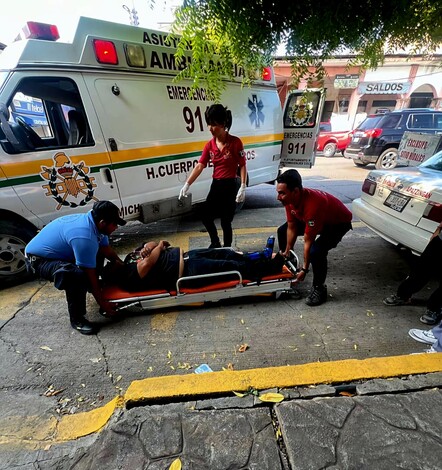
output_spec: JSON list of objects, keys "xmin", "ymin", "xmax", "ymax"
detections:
[
  {"xmin": 0, "ymin": 77, "xmax": 94, "ymax": 154},
  {"xmin": 283, "ymin": 92, "xmax": 321, "ymax": 128}
]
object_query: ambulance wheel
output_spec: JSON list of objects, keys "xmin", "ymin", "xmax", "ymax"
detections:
[{"xmin": 0, "ymin": 220, "xmax": 37, "ymax": 286}]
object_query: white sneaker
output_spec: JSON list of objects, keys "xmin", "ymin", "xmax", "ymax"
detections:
[{"xmin": 408, "ymin": 328, "xmax": 437, "ymax": 345}]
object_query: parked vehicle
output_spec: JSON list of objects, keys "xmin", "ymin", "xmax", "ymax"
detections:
[
  {"xmin": 344, "ymin": 109, "xmax": 442, "ymax": 170},
  {"xmin": 316, "ymin": 122, "xmax": 352, "ymax": 157},
  {"xmin": 352, "ymin": 150, "xmax": 442, "ymax": 255}
]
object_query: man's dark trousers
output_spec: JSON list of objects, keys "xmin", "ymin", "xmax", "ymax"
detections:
[{"xmin": 277, "ymin": 221, "xmax": 352, "ymax": 286}]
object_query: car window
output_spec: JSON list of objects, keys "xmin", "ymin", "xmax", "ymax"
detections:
[
  {"xmin": 409, "ymin": 113, "xmax": 433, "ymax": 129},
  {"xmin": 379, "ymin": 113, "xmax": 401, "ymax": 129},
  {"xmin": 434, "ymin": 115, "xmax": 442, "ymax": 130},
  {"xmin": 356, "ymin": 116, "xmax": 382, "ymax": 130},
  {"xmin": 420, "ymin": 150, "xmax": 442, "ymax": 171},
  {"xmin": 0, "ymin": 77, "xmax": 94, "ymax": 154}
]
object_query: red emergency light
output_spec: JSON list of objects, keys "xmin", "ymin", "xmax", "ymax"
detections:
[
  {"xmin": 93, "ymin": 39, "xmax": 119, "ymax": 65},
  {"xmin": 262, "ymin": 66, "xmax": 272, "ymax": 81},
  {"xmin": 22, "ymin": 21, "xmax": 59, "ymax": 41}
]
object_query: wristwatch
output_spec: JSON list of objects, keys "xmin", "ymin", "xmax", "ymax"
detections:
[{"xmin": 300, "ymin": 268, "xmax": 309, "ymax": 274}]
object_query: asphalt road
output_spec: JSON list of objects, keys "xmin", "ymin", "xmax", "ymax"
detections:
[{"xmin": 1, "ymin": 155, "xmax": 436, "ymax": 415}]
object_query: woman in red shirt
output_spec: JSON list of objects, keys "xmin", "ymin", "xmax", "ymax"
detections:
[{"xmin": 179, "ymin": 104, "xmax": 247, "ymax": 248}]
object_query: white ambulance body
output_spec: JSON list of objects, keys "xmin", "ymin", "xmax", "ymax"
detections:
[{"xmin": 0, "ymin": 18, "xmax": 285, "ymax": 284}]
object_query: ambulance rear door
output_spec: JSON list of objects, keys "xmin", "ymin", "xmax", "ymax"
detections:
[
  {"xmin": 0, "ymin": 72, "xmax": 121, "ymax": 227},
  {"xmin": 280, "ymin": 89, "xmax": 325, "ymax": 168}
]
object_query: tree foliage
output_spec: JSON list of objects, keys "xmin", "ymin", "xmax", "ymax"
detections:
[{"xmin": 172, "ymin": 0, "xmax": 442, "ymax": 99}]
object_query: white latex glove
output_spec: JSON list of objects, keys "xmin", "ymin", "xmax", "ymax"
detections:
[
  {"xmin": 235, "ymin": 184, "xmax": 246, "ymax": 203},
  {"xmin": 179, "ymin": 182, "xmax": 190, "ymax": 200}
]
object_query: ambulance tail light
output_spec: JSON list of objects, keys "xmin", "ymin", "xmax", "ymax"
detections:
[
  {"xmin": 422, "ymin": 202, "xmax": 442, "ymax": 223},
  {"xmin": 22, "ymin": 22, "xmax": 59, "ymax": 41},
  {"xmin": 93, "ymin": 39, "xmax": 118, "ymax": 65},
  {"xmin": 262, "ymin": 67, "xmax": 272, "ymax": 81}
]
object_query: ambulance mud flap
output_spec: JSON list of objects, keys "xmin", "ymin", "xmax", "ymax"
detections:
[{"xmin": 141, "ymin": 195, "xmax": 192, "ymax": 223}]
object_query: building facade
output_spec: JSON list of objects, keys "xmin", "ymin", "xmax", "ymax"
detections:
[{"xmin": 274, "ymin": 55, "xmax": 442, "ymax": 130}]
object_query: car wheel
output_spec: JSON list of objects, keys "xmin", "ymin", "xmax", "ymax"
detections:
[
  {"xmin": 0, "ymin": 220, "xmax": 37, "ymax": 286},
  {"xmin": 323, "ymin": 143, "xmax": 337, "ymax": 158},
  {"xmin": 375, "ymin": 148, "xmax": 398, "ymax": 170}
]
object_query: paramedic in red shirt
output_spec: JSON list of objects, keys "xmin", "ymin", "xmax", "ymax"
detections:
[
  {"xmin": 179, "ymin": 104, "xmax": 247, "ymax": 248},
  {"xmin": 276, "ymin": 169, "xmax": 352, "ymax": 306}
]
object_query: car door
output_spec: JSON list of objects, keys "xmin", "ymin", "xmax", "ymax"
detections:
[{"xmin": 0, "ymin": 72, "xmax": 121, "ymax": 226}]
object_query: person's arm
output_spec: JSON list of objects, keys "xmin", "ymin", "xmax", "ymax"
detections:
[
  {"xmin": 293, "ymin": 231, "xmax": 315, "ymax": 283},
  {"xmin": 83, "ymin": 267, "xmax": 116, "ymax": 315},
  {"xmin": 136, "ymin": 240, "xmax": 170, "ymax": 278},
  {"xmin": 179, "ymin": 163, "xmax": 205, "ymax": 199},
  {"xmin": 236, "ymin": 164, "xmax": 248, "ymax": 203},
  {"xmin": 239, "ymin": 164, "xmax": 247, "ymax": 186},
  {"xmin": 99, "ymin": 244, "xmax": 123, "ymax": 265},
  {"xmin": 282, "ymin": 221, "xmax": 298, "ymax": 257}
]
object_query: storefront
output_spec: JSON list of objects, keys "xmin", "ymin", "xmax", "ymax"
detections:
[{"xmin": 274, "ymin": 55, "xmax": 442, "ymax": 130}]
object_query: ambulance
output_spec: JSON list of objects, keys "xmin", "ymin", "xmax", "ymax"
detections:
[{"xmin": 0, "ymin": 17, "xmax": 324, "ymax": 284}]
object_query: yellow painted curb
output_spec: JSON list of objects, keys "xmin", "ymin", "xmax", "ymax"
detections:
[
  {"xmin": 56, "ymin": 396, "xmax": 124, "ymax": 441},
  {"xmin": 125, "ymin": 353, "xmax": 442, "ymax": 404},
  {"xmin": 2, "ymin": 354, "xmax": 440, "ymax": 449}
]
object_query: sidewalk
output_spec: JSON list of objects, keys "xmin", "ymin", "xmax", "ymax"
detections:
[{"xmin": 1, "ymin": 355, "xmax": 442, "ymax": 469}]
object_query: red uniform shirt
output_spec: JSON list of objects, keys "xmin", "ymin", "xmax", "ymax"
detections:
[
  {"xmin": 285, "ymin": 188, "xmax": 352, "ymax": 238},
  {"xmin": 199, "ymin": 134, "xmax": 246, "ymax": 179}
]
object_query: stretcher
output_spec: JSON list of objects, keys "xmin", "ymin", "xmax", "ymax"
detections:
[{"xmin": 102, "ymin": 252, "xmax": 299, "ymax": 313}]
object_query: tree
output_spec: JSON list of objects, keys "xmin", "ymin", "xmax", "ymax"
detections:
[{"xmin": 172, "ymin": 0, "xmax": 442, "ymax": 99}]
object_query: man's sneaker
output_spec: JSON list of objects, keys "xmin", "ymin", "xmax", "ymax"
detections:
[
  {"xmin": 71, "ymin": 319, "xmax": 99, "ymax": 335},
  {"xmin": 408, "ymin": 328, "xmax": 437, "ymax": 345},
  {"xmin": 305, "ymin": 285, "xmax": 327, "ymax": 306},
  {"xmin": 419, "ymin": 309, "xmax": 442, "ymax": 325},
  {"xmin": 383, "ymin": 294, "xmax": 411, "ymax": 306}
]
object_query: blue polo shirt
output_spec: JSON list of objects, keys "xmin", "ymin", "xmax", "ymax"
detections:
[{"xmin": 25, "ymin": 211, "xmax": 109, "ymax": 268}]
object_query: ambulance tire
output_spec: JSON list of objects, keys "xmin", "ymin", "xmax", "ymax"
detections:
[{"xmin": 0, "ymin": 219, "xmax": 37, "ymax": 287}]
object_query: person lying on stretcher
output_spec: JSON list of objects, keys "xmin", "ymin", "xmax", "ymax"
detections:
[{"xmin": 102, "ymin": 240, "xmax": 286, "ymax": 292}]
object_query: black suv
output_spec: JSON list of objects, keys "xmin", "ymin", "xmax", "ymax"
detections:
[{"xmin": 344, "ymin": 108, "xmax": 442, "ymax": 169}]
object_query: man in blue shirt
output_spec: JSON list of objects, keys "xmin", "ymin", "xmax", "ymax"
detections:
[{"xmin": 25, "ymin": 201, "xmax": 126, "ymax": 335}]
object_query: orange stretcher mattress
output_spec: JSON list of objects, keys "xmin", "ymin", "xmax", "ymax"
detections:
[{"xmin": 102, "ymin": 263, "xmax": 298, "ymax": 312}]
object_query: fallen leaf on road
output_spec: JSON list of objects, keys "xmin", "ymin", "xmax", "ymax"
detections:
[
  {"xmin": 259, "ymin": 393, "xmax": 284, "ymax": 403},
  {"xmin": 169, "ymin": 458, "xmax": 182, "ymax": 470},
  {"xmin": 233, "ymin": 391, "xmax": 246, "ymax": 397},
  {"xmin": 167, "ymin": 350, "xmax": 172, "ymax": 359},
  {"xmin": 238, "ymin": 344, "xmax": 249, "ymax": 353},
  {"xmin": 40, "ymin": 346, "xmax": 52, "ymax": 351}
]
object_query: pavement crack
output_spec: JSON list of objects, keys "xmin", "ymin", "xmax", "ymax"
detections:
[
  {"xmin": 0, "ymin": 284, "xmax": 45, "ymax": 332},
  {"xmin": 95, "ymin": 333, "xmax": 118, "ymax": 390},
  {"xmin": 270, "ymin": 407, "xmax": 292, "ymax": 470}
]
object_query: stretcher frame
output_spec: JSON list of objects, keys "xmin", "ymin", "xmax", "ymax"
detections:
[{"xmin": 103, "ymin": 251, "xmax": 299, "ymax": 313}]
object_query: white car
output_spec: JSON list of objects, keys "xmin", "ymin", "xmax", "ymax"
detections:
[{"xmin": 352, "ymin": 150, "xmax": 442, "ymax": 255}]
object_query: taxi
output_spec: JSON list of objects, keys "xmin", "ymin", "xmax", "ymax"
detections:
[{"xmin": 352, "ymin": 150, "xmax": 442, "ymax": 254}]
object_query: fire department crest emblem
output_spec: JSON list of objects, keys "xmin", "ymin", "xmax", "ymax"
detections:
[{"xmin": 40, "ymin": 152, "xmax": 98, "ymax": 210}]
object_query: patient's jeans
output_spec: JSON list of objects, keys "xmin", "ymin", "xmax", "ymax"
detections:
[{"xmin": 184, "ymin": 248, "xmax": 247, "ymax": 277}]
